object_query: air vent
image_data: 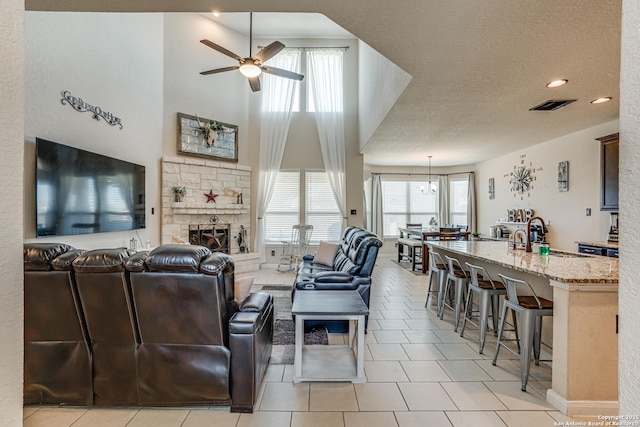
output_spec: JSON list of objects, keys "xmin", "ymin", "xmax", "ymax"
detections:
[{"xmin": 529, "ymin": 99, "xmax": 577, "ymax": 111}]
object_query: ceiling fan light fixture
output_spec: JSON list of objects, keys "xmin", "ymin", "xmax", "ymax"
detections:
[
  {"xmin": 546, "ymin": 79, "xmax": 568, "ymax": 88},
  {"xmin": 239, "ymin": 62, "xmax": 262, "ymax": 78}
]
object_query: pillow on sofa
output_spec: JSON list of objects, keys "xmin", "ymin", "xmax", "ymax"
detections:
[
  {"xmin": 235, "ymin": 277, "xmax": 254, "ymax": 303},
  {"xmin": 314, "ymin": 241, "xmax": 339, "ymax": 267}
]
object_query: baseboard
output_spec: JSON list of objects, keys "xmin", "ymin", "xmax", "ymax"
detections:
[{"xmin": 546, "ymin": 388, "xmax": 619, "ymax": 416}]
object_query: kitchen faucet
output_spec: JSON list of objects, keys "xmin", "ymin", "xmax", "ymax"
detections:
[
  {"xmin": 511, "ymin": 228, "xmax": 527, "ymax": 250},
  {"xmin": 526, "ymin": 216, "xmax": 547, "ymax": 253}
]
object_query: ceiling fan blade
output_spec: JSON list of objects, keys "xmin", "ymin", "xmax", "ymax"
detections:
[
  {"xmin": 261, "ymin": 66, "xmax": 305, "ymax": 81},
  {"xmin": 200, "ymin": 39, "xmax": 243, "ymax": 62},
  {"xmin": 253, "ymin": 41, "xmax": 285, "ymax": 64},
  {"xmin": 200, "ymin": 65, "xmax": 240, "ymax": 75},
  {"xmin": 248, "ymin": 76, "xmax": 261, "ymax": 92}
]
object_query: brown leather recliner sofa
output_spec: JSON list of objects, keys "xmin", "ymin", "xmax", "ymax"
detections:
[
  {"xmin": 24, "ymin": 243, "xmax": 92, "ymax": 406},
  {"xmin": 23, "ymin": 243, "xmax": 273, "ymax": 413}
]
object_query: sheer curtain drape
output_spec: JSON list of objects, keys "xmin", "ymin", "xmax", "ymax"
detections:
[
  {"xmin": 307, "ymin": 49, "xmax": 347, "ymax": 231},
  {"xmin": 254, "ymin": 50, "xmax": 301, "ymax": 262},
  {"xmin": 371, "ymin": 174, "xmax": 384, "ymax": 237},
  {"xmin": 438, "ymin": 175, "xmax": 449, "ymax": 226},
  {"xmin": 467, "ymin": 172, "xmax": 477, "ymax": 233}
]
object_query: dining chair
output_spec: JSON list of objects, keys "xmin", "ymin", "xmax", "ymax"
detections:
[{"xmin": 439, "ymin": 227, "xmax": 461, "ymax": 241}]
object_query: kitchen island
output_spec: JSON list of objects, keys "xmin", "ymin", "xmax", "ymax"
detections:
[{"xmin": 427, "ymin": 240, "xmax": 618, "ymax": 416}]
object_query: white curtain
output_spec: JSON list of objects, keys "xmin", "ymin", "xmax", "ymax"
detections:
[
  {"xmin": 254, "ymin": 49, "xmax": 301, "ymax": 262},
  {"xmin": 363, "ymin": 178, "xmax": 371, "ymax": 230},
  {"xmin": 307, "ymin": 49, "xmax": 347, "ymax": 230},
  {"xmin": 371, "ymin": 174, "xmax": 384, "ymax": 237},
  {"xmin": 438, "ymin": 175, "xmax": 449, "ymax": 226},
  {"xmin": 467, "ymin": 172, "xmax": 477, "ymax": 233}
]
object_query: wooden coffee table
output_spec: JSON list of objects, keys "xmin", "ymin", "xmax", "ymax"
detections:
[{"xmin": 291, "ymin": 290, "xmax": 369, "ymax": 383}]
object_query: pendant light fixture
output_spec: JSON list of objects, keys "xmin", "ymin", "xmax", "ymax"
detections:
[{"xmin": 420, "ymin": 155, "xmax": 438, "ymax": 194}]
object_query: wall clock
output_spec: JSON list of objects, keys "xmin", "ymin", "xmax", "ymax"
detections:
[
  {"xmin": 506, "ymin": 155, "xmax": 540, "ymax": 200},
  {"xmin": 511, "ymin": 166, "xmax": 533, "ymax": 194}
]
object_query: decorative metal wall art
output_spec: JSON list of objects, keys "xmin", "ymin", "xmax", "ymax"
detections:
[
  {"xmin": 488, "ymin": 177, "xmax": 495, "ymax": 199},
  {"xmin": 60, "ymin": 91, "xmax": 123, "ymax": 129},
  {"xmin": 557, "ymin": 161, "xmax": 569, "ymax": 192}
]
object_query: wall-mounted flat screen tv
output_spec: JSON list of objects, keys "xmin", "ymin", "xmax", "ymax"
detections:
[{"xmin": 36, "ymin": 138, "xmax": 146, "ymax": 237}]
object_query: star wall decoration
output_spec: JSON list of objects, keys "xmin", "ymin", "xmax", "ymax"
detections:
[{"xmin": 204, "ymin": 190, "xmax": 218, "ymax": 203}]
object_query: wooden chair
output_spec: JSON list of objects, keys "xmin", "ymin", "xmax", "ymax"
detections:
[{"xmin": 439, "ymin": 227, "xmax": 461, "ymax": 241}]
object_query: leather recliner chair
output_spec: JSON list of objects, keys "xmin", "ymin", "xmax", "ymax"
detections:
[
  {"xmin": 126, "ymin": 244, "xmax": 273, "ymax": 412},
  {"xmin": 292, "ymin": 226, "xmax": 383, "ymax": 332},
  {"xmin": 72, "ymin": 247, "xmax": 139, "ymax": 405},
  {"xmin": 23, "ymin": 243, "xmax": 92, "ymax": 405}
]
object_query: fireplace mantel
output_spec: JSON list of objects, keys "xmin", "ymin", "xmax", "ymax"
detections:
[{"xmin": 170, "ymin": 203, "xmax": 249, "ymax": 215}]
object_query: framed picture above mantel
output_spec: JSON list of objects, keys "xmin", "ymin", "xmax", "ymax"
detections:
[{"xmin": 177, "ymin": 112, "xmax": 238, "ymax": 163}]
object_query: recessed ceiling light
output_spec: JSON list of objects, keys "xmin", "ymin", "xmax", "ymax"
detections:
[
  {"xmin": 546, "ymin": 79, "xmax": 568, "ymax": 88},
  {"xmin": 591, "ymin": 97, "xmax": 612, "ymax": 104},
  {"xmin": 212, "ymin": 11, "xmax": 221, "ymax": 17}
]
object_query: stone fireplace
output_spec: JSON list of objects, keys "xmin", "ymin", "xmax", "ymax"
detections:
[{"xmin": 161, "ymin": 156, "xmax": 258, "ymax": 272}]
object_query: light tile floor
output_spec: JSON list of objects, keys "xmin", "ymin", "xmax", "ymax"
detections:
[{"xmin": 23, "ymin": 256, "xmax": 606, "ymax": 427}]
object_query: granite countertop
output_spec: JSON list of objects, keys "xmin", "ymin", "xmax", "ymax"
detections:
[
  {"xmin": 427, "ymin": 240, "xmax": 618, "ymax": 284},
  {"xmin": 576, "ymin": 241, "xmax": 619, "ymax": 249}
]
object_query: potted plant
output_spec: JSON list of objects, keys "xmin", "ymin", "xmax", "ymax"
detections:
[{"xmin": 171, "ymin": 185, "xmax": 186, "ymax": 202}]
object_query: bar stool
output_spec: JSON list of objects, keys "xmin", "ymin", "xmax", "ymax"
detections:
[
  {"xmin": 492, "ymin": 273, "xmax": 553, "ymax": 392},
  {"xmin": 425, "ymin": 249, "xmax": 447, "ymax": 312},
  {"xmin": 440, "ymin": 255, "xmax": 471, "ymax": 332},
  {"xmin": 460, "ymin": 263, "xmax": 510, "ymax": 354}
]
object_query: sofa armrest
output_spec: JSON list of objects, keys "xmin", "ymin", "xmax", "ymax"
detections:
[
  {"xmin": 314, "ymin": 271, "xmax": 353, "ymax": 283},
  {"xmin": 229, "ymin": 292, "xmax": 273, "ymax": 413},
  {"xmin": 239, "ymin": 291, "xmax": 271, "ymax": 313}
]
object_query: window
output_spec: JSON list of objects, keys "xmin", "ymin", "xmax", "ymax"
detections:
[
  {"xmin": 271, "ymin": 48, "xmax": 344, "ymax": 113},
  {"xmin": 262, "ymin": 50, "xmax": 302, "ymax": 113},
  {"xmin": 306, "ymin": 171, "xmax": 342, "ymax": 242},
  {"xmin": 382, "ymin": 180, "xmax": 437, "ymax": 238},
  {"xmin": 307, "ymin": 49, "xmax": 343, "ymax": 113},
  {"xmin": 263, "ymin": 171, "xmax": 300, "ymax": 242},
  {"xmin": 449, "ymin": 177, "xmax": 469, "ymax": 227}
]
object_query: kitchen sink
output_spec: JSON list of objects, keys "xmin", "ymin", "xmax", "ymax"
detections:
[{"xmin": 548, "ymin": 250, "xmax": 592, "ymax": 258}]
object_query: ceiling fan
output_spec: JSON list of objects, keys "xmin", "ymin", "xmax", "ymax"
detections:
[{"xmin": 199, "ymin": 12, "xmax": 305, "ymax": 92}]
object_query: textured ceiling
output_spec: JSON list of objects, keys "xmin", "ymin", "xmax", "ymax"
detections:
[{"xmin": 26, "ymin": 0, "xmax": 622, "ymax": 167}]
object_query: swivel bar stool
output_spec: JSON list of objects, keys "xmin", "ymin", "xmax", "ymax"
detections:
[
  {"xmin": 440, "ymin": 255, "xmax": 471, "ymax": 332},
  {"xmin": 425, "ymin": 249, "xmax": 447, "ymax": 312},
  {"xmin": 460, "ymin": 263, "xmax": 510, "ymax": 354},
  {"xmin": 492, "ymin": 273, "xmax": 553, "ymax": 392}
]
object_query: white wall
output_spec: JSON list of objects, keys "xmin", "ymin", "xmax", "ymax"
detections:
[
  {"xmin": 0, "ymin": 2, "xmax": 25, "ymax": 425},
  {"xmin": 619, "ymin": 0, "xmax": 640, "ymax": 416},
  {"xmin": 162, "ymin": 14, "xmax": 249, "ymax": 162},
  {"xmin": 24, "ymin": 12, "xmax": 164, "ymax": 249},
  {"xmin": 475, "ymin": 120, "xmax": 619, "ymax": 251},
  {"xmin": 358, "ymin": 40, "xmax": 412, "ymax": 152}
]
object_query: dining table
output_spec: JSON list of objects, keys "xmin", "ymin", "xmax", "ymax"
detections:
[{"xmin": 397, "ymin": 226, "xmax": 470, "ymax": 273}]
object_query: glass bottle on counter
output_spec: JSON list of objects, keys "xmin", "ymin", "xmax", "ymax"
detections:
[{"xmin": 539, "ymin": 243, "xmax": 550, "ymax": 256}]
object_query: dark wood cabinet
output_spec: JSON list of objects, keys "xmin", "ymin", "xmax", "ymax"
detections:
[
  {"xmin": 578, "ymin": 244, "xmax": 607, "ymax": 256},
  {"xmin": 598, "ymin": 133, "xmax": 619, "ymax": 211},
  {"xmin": 577, "ymin": 243, "xmax": 618, "ymax": 257}
]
